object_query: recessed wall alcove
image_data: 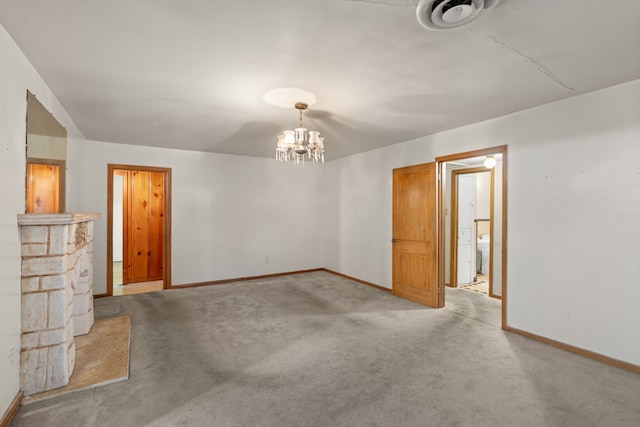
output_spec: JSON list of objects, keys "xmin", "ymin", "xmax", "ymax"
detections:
[{"xmin": 18, "ymin": 91, "xmax": 101, "ymax": 396}]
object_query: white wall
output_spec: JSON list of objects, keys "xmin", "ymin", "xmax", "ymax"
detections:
[
  {"xmin": 475, "ymin": 171, "xmax": 491, "ymax": 220},
  {"xmin": 0, "ymin": 24, "xmax": 85, "ymax": 417},
  {"xmin": 325, "ymin": 80, "xmax": 640, "ymax": 365},
  {"xmin": 507, "ymin": 82, "xmax": 639, "ymax": 364},
  {"xmin": 27, "ymin": 135, "xmax": 67, "ymax": 161},
  {"xmin": 324, "ymin": 143, "xmax": 437, "ymax": 286},
  {"xmin": 112, "ymin": 174, "xmax": 123, "ymax": 262},
  {"xmin": 83, "ymin": 141, "xmax": 325, "ymax": 294}
]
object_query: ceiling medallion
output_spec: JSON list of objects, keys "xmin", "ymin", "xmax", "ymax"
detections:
[{"xmin": 275, "ymin": 102, "xmax": 325, "ymax": 164}]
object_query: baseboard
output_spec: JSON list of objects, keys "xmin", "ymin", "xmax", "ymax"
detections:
[
  {"xmin": 167, "ymin": 269, "xmax": 392, "ymax": 294},
  {"xmin": 172, "ymin": 269, "xmax": 324, "ymax": 289},
  {"xmin": 322, "ymin": 269, "xmax": 392, "ymax": 293},
  {"xmin": 93, "ymin": 293, "xmax": 108, "ymax": 299},
  {"xmin": 1, "ymin": 391, "xmax": 22, "ymax": 427},
  {"xmin": 505, "ymin": 326, "xmax": 640, "ymax": 375},
  {"xmin": 95, "ymin": 271, "xmax": 639, "ymax": 376}
]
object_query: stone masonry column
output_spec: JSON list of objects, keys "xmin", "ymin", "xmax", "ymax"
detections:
[{"xmin": 18, "ymin": 213, "xmax": 100, "ymax": 396}]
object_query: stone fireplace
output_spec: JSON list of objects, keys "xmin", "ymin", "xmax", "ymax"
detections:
[{"xmin": 18, "ymin": 213, "xmax": 100, "ymax": 396}]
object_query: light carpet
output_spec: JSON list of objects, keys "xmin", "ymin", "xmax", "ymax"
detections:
[{"xmin": 11, "ymin": 271, "xmax": 640, "ymax": 426}]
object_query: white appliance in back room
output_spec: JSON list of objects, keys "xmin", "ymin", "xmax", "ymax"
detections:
[{"xmin": 477, "ymin": 234, "xmax": 490, "ymax": 276}]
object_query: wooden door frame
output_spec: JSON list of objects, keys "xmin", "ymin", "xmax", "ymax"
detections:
[
  {"xmin": 107, "ymin": 164, "xmax": 172, "ymax": 296},
  {"xmin": 113, "ymin": 169, "xmax": 130, "ymax": 284},
  {"xmin": 450, "ymin": 166, "xmax": 494, "ymax": 290},
  {"xmin": 436, "ymin": 145, "xmax": 508, "ymax": 330}
]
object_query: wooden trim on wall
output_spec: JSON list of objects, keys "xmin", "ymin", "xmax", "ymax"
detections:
[
  {"xmin": 107, "ymin": 166, "xmax": 114, "ymax": 295},
  {"xmin": 164, "ymin": 169, "xmax": 173, "ymax": 289},
  {"xmin": 0, "ymin": 391, "xmax": 22, "ymax": 427},
  {"xmin": 437, "ymin": 162, "xmax": 446, "ymax": 304},
  {"xmin": 134, "ymin": 268, "xmax": 392, "ymax": 294},
  {"xmin": 436, "ymin": 145, "xmax": 508, "ymax": 330},
  {"xmin": 93, "ymin": 263, "xmax": 639, "ymax": 376},
  {"xmin": 449, "ymin": 169, "xmax": 459, "ymax": 288},
  {"xmin": 436, "ymin": 146, "xmax": 507, "ymax": 163},
  {"xmin": 172, "ymin": 269, "xmax": 324, "ymax": 289},
  {"xmin": 323, "ymin": 269, "xmax": 392, "ymax": 293},
  {"xmin": 144, "ymin": 268, "xmax": 392, "ymax": 293},
  {"xmin": 488, "ymin": 167, "xmax": 501, "ymax": 300},
  {"xmin": 505, "ymin": 326, "xmax": 640, "ymax": 375},
  {"xmin": 501, "ymin": 146, "xmax": 508, "ymax": 328},
  {"xmin": 107, "ymin": 164, "xmax": 172, "ymax": 296},
  {"xmin": 115, "ymin": 169, "xmax": 130, "ymax": 284}
]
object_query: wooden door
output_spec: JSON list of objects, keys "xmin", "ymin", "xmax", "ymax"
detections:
[
  {"xmin": 122, "ymin": 170, "xmax": 164, "ymax": 284},
  {"xmin": 392, "ymin": 163, "xmax": 440, "ymax": 308},
  {"xmin": 26, "ymin": 160, "xmax": 64, "ymax": 213}
]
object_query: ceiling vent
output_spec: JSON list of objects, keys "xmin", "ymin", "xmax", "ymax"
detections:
[{"xmin": 416, "ymin": 0, "xmax": 501, "ymax": 30}]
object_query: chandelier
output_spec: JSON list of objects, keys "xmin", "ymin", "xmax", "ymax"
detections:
[{"xmin": 275, "ymin": 102, "xmax": 325, "ymax": 164}]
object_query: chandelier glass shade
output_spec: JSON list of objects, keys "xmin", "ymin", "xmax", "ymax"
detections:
[{"xmin": 276, "ymin": 102, "xmax": 325, "ymax": 164}]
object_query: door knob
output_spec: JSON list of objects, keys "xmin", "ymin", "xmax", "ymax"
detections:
[{"xmin": 392, "ymin": 239, "xmax": 396, "ymax": 243}]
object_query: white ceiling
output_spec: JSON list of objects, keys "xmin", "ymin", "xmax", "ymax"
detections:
[{"xmin": 1, "ymin": 0, "xmax": 639, "ymax": 160}]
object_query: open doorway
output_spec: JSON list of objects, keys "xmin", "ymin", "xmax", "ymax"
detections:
[
  {"xmin": 107, "ymin": 164, "xmax": 172, "ymax": 296},
  {"xmin": 450, "ymin": 166, "xmax": 497, "ymax": 297},
  {"xmin": 437, "ymin": 146, "xmax": 507, "ymax": 328}
]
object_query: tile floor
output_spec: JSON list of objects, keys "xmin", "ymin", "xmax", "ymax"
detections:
[
  {"xmin": 22, "ymin": 315, "xmax": 131, "ymax": 404},
  {"xmin": 458, "ymin": 274, "xmax": 489, "ymax": 295},
  {"xmin": 113, "ymin": 261, "xmax": 164, "ymax": 296}
]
